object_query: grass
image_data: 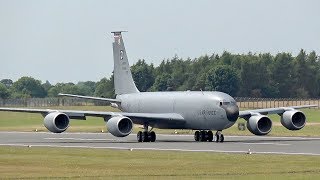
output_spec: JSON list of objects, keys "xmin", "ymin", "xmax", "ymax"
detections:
[
  {"xmin": 0, "ymin": 146, "xmax": 320, "ymax": 179},
  {"xmin": 0, "ymin": 106, "xmax": 319, "ymax": 136}
]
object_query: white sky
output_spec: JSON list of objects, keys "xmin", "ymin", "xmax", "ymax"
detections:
[{"xmin": 0, "ymin": 0, "xmax": 319, "ymax": 84}]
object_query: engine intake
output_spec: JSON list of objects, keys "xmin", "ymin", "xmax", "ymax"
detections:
[
  {"xmin": 281, "ymin": 110, "xmax": 306, "ymax": 130},
  {"xmin": 44, "ymin": 112, "xmax": 70, "ymax": 133},
  {"xmin": 247, "ymin": 115, "xmax": 272, "ymax": 136},
  {"xmin": 107, "ymin": 116, "xmax": 133, "ymax": 137}
]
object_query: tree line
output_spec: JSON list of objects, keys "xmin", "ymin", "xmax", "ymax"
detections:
[{"xmin": 1, "ymin": 49, "xmax": 319, "ymax": 99}]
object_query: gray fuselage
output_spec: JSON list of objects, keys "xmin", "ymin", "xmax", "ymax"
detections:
[{"xmin": 117, "ymin": 91, "xmax": 237, "ymax": 130}]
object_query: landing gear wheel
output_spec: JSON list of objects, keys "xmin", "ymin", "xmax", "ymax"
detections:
[
  {"xmin": 195, "ymin": 130, "xmax": 214, "ymax": 142},
  {"xmin": 194, "ymin": 131, "xmax": 200, "ymax": 141},
  {"xmin": 220, "ymin": 134, "xmax": 224, "ymax": 142},
  {"xmin": 199, "ymin": 131, "xmax": 206, "ymax": 142},
  {"xmin": 215, "ymin": 134, "xmax": 220, "ymax": 142},
  {"xmin": 137, "ymin": 124, "xmax": 157, "ymax": 142},
  {"xmin": 215, "ymin": 131, "xmax": 224, "ymax": 143},
  {"xmin": 207, "ymin": 131, "xmax": 213, "ymax": 142},
  {"xmin": 150, "ymin": 131, "xmax": 156, "ymax": 142},
  {"xmin": 137, "ymin": 131, "xmax": 142, "ymax": 142},
  {"xmin": 142, "ymin": 131, "xmax": 149, "ymax": 142}
]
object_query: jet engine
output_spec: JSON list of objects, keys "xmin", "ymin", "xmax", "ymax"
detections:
[
  {"xmin": 106, "ymin": 116, "xmax": 133, "ymax": 137},
  {"xmin": 247, "ymin": 115, "xmax": 272, "ymax": 135},
  {"xmin": 44, "ymin": 112, "xmax": 70, "ymax": 133},
  {"xmin": 281, "ymin": 110, "xmax": 306, "ymax": 130}
]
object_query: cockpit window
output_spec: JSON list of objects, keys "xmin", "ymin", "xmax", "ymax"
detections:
[
  {"xmin": 220, "ymin": 100, "xmax": 237, "ymax": 106},
  {"xmin": 219, "ymin": 101, "xmax": 231, "ymax": 106},
  {"xmin": 223, "ymin": 102, "xmax": 230, "ymax": 105}
]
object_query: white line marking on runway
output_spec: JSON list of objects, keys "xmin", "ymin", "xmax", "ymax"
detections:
[
  {"xmin": 44, "ymin": 138, "xmax": 114, "ymax": 141},
  {"xmin": 1, "ymin": 143, "xmax": 320, "ymax": 156},
  {"xmin": 242, "ymin": 142, "xmax": 291, "ymax": 146},
  {"xmin": 42, "ymin": 137, "xmax": 291, "ymax": 145}
]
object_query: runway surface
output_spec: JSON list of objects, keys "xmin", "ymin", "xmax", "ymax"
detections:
[{"xmin": 1, "ymin": 132, "xmax": 320, "ymax": 155}]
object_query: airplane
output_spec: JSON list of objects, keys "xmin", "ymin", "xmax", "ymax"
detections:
[{"xmin": 0, "ymin": 31, "xmax": 317, "ymax": 143}]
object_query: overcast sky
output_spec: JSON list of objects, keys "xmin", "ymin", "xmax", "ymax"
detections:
[{"xmin": 1, "ymin": 0, "xmax": 319, "ymax": 84}]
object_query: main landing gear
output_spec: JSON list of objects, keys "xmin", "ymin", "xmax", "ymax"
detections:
[
  {"xmin": 194, "ymin": 130, "xmax": 224, "ymax": 143},
  {"xmin": 137, "ymin": 124, "xmax": 156, "ymax": 142}
]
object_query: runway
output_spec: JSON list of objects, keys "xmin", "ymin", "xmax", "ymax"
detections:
[{"xmin": 1, "ymin": 132, "xmax": 320, "ymax": 155}]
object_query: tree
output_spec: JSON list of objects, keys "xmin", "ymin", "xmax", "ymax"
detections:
[
  {"xmin": 61, "ymin": 83, "xmax": 81, "ymax": 95},
  {"xmin": 238, "ymin": 54, "xmax": 271, "ymax": 97},
  {"xmin": 205, "ymin": 65, "xmax": 239, "ymax": 96},
  {"xmin": 48, "ymin": 83, "xmax": 64, "ymax": 97},
  {"xmin": 48, "ymin": 83, "xmax": 82, "ymax": 97},
  {"xmin": 131, "ymin": 59, "xmax": 155, "ymax": 92},
  {"xmin": 11, "ymin": 77, "xmax": 46, "ymax": 98},
  {"xmin": 192, "ymin": 73, "xmax": 207, "ymax": 91},
  {"xmin": 94, "ymin": 77, "xmax": 114, "ymax": 98},
  {"xmin": 0, "ymin": 79, "xmax": 13, "ymax": 88},
  {"xmin": 268, "ymin": 53, "xmax": 294, "ymax": 98},
  {"xmin": 77, "ymin": 81, "xmax": 96, "ymax": 96},
  {"xmin": 42, "ymin": 80, "xmax": 52, "ymax": 92},
  {"xmin": 0, "ymin": 83, "xmax": 10, "ymax": 99},
  {"xmin": 2, "ymin": 50, "xmax": 319, "ymax": 99},
  {"xmin": 151, "ymin": 73, "xmax": 172, "ymax": 91},
  {"xmin": 292, "ymin": 49, "xmax": 311, "ymax": 97},
  {"xmin": 219, "ymin": 51, "xmax": 233, "ymax": 65},
  {"xmin": 305, "ymin": 51, "xmax": 320, "ymax": 97}
]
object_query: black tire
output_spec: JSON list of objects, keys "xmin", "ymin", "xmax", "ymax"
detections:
[
  {"xmin": 220, "ymin": 134, "xmax": 224, "ymax": 143},
  {"xmin": 198, "ymin": 131, "xmax": 203, "ymax": 142},
  {"xmin": 150, "ymin": 131, "xmax": 156, "ymax": 142},
  {"xmin": 215, "ymin": 134, "xmax": 220, "ymax": 143},
  {"xmin": 207, "ymin": 131, "xmax": 213, "ymax": 142},
  {"xmin": 137, "ymin": 131, "xmax": 142, "ymax": 142},
  {"xmin": 194, "ymin": 131, "xmax": 200, "ymax": 141},
  {"xmin": 142, "ymin": 131, "xmax": 149, "ymax": 142},
  {"xmin": 200, "ymin": 131, "xmax": 206, "ymax": 142}
]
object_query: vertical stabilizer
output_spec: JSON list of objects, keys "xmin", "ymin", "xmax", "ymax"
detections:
[{"xmin": 112, "ymin": 31, "xmax": 139, "ymax": 95}]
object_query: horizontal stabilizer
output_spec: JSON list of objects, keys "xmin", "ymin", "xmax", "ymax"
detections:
[{"xmin": 58, "ymin": 93, "xmax": 121, "ymax": 103}]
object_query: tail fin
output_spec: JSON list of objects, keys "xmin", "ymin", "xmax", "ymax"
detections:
[{"xmin": 112, "ymin": 31, "xmax": 139, "ymax": 95}]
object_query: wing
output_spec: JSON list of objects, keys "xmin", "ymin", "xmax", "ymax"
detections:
[
  {"xmin": 0, "ymin": 107, "xmax": 185, "ymax": 126},
  {"xmin": 58, "ymin": 93, "xmax": 121, "ymax": 103},
  {"xmin": 239, "ymin": 105, "xmax": 317, "ymax": 119}
]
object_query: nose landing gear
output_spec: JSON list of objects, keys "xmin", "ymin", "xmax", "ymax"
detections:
[
  {"xmin": 194, "ymin": 130, "xmax": 224, "ymax": 143},
  {"xmin": 214, "ymin": 131, "xmax": 224, "ymax": 143}
]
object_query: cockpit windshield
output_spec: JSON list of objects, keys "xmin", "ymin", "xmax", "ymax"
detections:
[
  {"xmin": 223, "ymin": 102, "xmax": 230, "ymax": 105},
  {"xmin": 219, "ymin": 100, "xmax": 236, "ymax": 106}
]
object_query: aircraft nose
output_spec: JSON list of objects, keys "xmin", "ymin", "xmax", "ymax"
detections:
[{"xmin": 223, "ymin": 104, "xmax": 239, "ymax": 122}]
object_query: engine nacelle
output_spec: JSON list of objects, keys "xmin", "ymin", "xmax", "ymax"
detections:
[
  {"xmin": 106, "ymin": 116, "xmax": 133, "ymax": 137},
  {"xmin": 247, "ymin": 115, "xmax": 272, "ymax": 136},
  {"xmin": 44, "ymin": 112, "xmax": 70, "ymax": 133},
  {"xmin": 281, "ymin": 110, "xmax": 306, "ymax": 130}
]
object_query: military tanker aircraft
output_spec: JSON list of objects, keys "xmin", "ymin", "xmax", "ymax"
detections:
[{"xmin": 0, "ymin": 31, "xmax": 316, "ymax": 142}]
